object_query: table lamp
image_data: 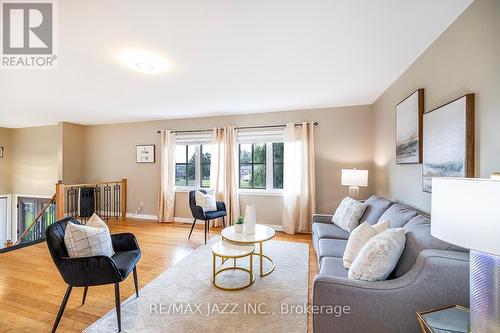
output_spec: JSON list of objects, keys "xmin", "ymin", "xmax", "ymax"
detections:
[
  {"xmin": 431, "ymin": 177, "xmax": 500, "ymax": 332},
  {"xmin": 341, "ymin": 168, "xmax": 368, "ymax": 200}
]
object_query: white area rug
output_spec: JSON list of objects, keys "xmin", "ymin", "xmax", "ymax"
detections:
[{"xmin": 84, "ymin": 236, "xmax": 309, "ymax": 333}]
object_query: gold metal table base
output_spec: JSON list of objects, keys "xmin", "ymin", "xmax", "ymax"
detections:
[
  {"xmin": 212, "ymin": 253, "xmax": 255, "ymax": 291},
  {"xmin": 221, "ymin": 239, "xmax": 275, "ymax": 277}
]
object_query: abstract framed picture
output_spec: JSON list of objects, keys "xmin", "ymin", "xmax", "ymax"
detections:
[
  {"xmin": 0, "ymin": 147, "xmax": 3, "ymax": 158},
  {"xmin": 422, "ymin": 94, "xmax": 475, "ymax": 193},
  {"xmin": 395, "ymin": 89, "xmax": 424, "ymax": 164},
  {"xmin": 136, "ymin": 145, "xmax": 155, "ymax": 163}
]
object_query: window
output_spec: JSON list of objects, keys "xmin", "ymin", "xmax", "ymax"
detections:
[
  {"xmin": 239, "ymin": 143, "xmax": 266, "ymax": 189},
  {"xmin": 175, "ymin": 145, "xmax": 196, "ymax": 186},
  {"xmin": 238, "ymin": 142, "xmax": 284, "ymax": 190},
  {"xmin": 273, "ymin": 142, "xmax": 284, "ymax": 189},
  {"xmin": 200, "ymin": 145, "xmax": 211, "ymax": 188},
  {"xmin": 175, "ymin": 144, "xmax": 211, "ymax": 188}
]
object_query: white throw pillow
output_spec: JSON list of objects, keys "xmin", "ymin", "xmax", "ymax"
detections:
[
  {"xmin": 331, "ymin": 197, "xmax": 368, "ymax": 232},
  {"xmin": 64, "ymin": 213, "xmax": 114, "ymax": 258},
  {"xmin": 195, "ymin": 190, "xmax": 217, "ymax": 213},
  {"xmin": 348, "ymin": 228, "xmax": 406, "ymax": 281},
  {"xmin": 343, "ymin": 220, "xmax": 389, "ymax": 269}
]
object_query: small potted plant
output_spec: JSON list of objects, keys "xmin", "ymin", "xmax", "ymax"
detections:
[{"xmin": 234, "ymin": 216, "xmax": 245, "ymax": 233}]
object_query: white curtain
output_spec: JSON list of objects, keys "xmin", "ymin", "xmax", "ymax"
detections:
[
  {"xmin": 158, "ymin": 130, "xmax": 176, "ymax": 223},
  {"xmin": 282, "ymin": 122, "xmax": 316, "ymax": 234},
  {"xmin": 210, "ymin": 126, "xmax": 240, "ymax": 227}
]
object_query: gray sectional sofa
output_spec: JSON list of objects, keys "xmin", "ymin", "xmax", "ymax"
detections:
[{"xmin": 312, "ymin": 196, "xmax": 470, "ymax": 333}]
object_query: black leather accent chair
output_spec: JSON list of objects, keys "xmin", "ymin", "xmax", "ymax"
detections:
[
  {"xmin": 188, "ymin": 190, "xmax": 227, "ymax": 244},
  {"xmin": 46, "ymin": 217, "xmax": 141, "ymax": 333}
]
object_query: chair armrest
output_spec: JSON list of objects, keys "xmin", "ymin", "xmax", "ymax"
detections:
[
  {"xmin": 191, "ymin": 205, "xmax": 206, "ymax": 220},
  {"xmin": 111, "ymin": 233, "xmax": 140, "ymax": 252},
  {"xmin": 313, "ymin": 249, "xmax": 469, "ymax": 333},
  {"xmin": 312, "ymin": 214, "xmax": 333, "ymax": 224},
  {"xmin": 57, "ymin": 255, "xmax": 122, "ymax": 287},
  {"xmin": 216, "ymin": 201, "xmax": 226, "ymax": 212}
]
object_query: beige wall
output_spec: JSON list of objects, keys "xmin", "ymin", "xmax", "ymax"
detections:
[
  {"xmin": 83, "ymin": 105, "xmax": 374, "ymax": 224},
  {"xmin": 61, "ymin": 122, "xmax": 86, "ymax": 184},
  {"xmin": 373, "ymin": 0, "xmax": 500, "ymax": 213},
  {"xmin": 0, "ymin": 128, "xmax": 12, "ymax": 194},
  {"xmin": 9, "ymin": 125, "xmax": 60, "ymax": 195}
]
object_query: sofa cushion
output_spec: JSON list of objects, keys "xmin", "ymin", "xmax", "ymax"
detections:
[
  {"xmin": 348, "ymin": 228, "xmax": 406, "ymax": 281},
  {"xmin": 332, "ymin": 197, "xmax": 368, "ymax": 232},
  {"xmin": 360, "ymin": 196, "xmax": 393, "ymax": 225},
  {"xmin": 318, "ymin": 239, "xmax": 348, "ymax": 263},
  {"xmin": 392, "ymin": 214, "xmax": 466, "ymax": 278},
  {"xmin": 318, "ymin": 257, "xmax": 348, "ymax": 278},
  {"xmin": 312, "ymin": 222, "xmax": 350, "ymax": 241},
  {"xmin": 377, "ymin": 203, "xmax": 418, "ymax": 228},
  {"xmin": 343, "ymin": 220, "xmax": 389, "ymax": 269}
]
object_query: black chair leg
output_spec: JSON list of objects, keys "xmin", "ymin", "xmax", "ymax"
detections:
[
  {"xmin": 114, "ymin": 283, "xmax": 121, "ymax": 332},
  {"xmin": 52, "ymin": 285, "xmax": 73, "ymax": 333},
  {"xmin": 133, "ymin": 267, "xmax": 139, "ymax": 298},
  {"xmin": 82, "ymin": 286, "xmax": 88, "ymax": 305},
  {"xmin": 188, "ymin": 218, "xmax": 197, "ymax": 239},
  {"xmin": 222, "ymin": 216, "xmax": 226, "ymax": 227},
  {"xmin": 204, "ymin": 220, "xmax": 208, "ymax": 244}
]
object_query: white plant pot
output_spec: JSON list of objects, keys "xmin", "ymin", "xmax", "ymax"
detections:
[{"xmin": 234, "ymin": 224, "xmax": 244, "ymax": 233}]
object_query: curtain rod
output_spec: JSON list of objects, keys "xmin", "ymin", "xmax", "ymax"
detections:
[{"xmin": 156, "ymin": 121, "xmax": 318, "ymax": 134}]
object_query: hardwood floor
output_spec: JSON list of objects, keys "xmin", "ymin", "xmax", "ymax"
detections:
[{"xmin": 0, "ymin": 219, "xmax": 317, "ymax": 332}]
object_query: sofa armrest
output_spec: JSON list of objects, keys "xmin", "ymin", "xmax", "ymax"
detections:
[
  {"xmin": 312, "ymin": 214, "xmax": 333, "ymax": 224},
  {"xmin": 313, "ymin": 249, "xmax": 469, "ymax": 333}
]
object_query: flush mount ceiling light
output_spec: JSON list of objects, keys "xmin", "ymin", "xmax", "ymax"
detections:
[{"xmin": 118, "ymin": 49, "xmax": 169, "ymax": 74}]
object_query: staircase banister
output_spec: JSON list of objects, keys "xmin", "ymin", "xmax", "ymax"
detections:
[{"xmin": 15, "ymin": 194, "xmax": 56, "ymax": 245}]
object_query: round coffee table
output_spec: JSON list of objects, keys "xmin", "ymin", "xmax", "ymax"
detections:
[
  {"xmin": 221, "ymin": 224, "xmax": 276, "ymax": 277},
  {"xmin": 211, "ymin": 240, "xmax": 255, "ymax": 291}
]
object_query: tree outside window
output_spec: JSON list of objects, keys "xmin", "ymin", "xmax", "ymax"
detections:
[
  {"xmin": 200, "ymin": 145, "xmax": 211, "ymax": 188},
  {"xmin": 239, "ymin": 143, "xmax": 266, "ymax": 189},
  {"xmin": 273, "ymin": 142, "xmax": 284, "ymax": 189}
]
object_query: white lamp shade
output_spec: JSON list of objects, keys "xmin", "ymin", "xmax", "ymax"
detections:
[
  {"xmin": 431, "ymin": 177, "xmax": 500, "ymax": 256},
  {"xmin": 341, "ymin": 169, "xmax": 368, "ymax": 187}
]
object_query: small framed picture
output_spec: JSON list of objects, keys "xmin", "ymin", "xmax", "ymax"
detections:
[
  {"xmin": 0, "ymin": 147, "xmax": 3, "ymax": 158},
  {"xmin": 136, "ymin": 145, "xmax": 155, "ymax": 163}
]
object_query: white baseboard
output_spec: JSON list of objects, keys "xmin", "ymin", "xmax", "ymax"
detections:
[
  {"xmin": 124, "ymin": 213, "xmax": 283, "ymax": 231},
  {"xmin": 125, "ymin": 213, "xmax": 158, "ymax": 221}
]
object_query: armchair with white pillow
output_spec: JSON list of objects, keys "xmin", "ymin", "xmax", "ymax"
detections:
[{"xmin": 188, "ymin": 190, "xmax": 227, "ymax": 244}]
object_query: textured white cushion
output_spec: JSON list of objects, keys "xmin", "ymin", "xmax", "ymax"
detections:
[
  {"xmin": 343, "ymin": 220, "xmax": 389, "ymax": 269},
  {"xmin": 195, "ymin": 190, "xmax": 217, "ymax": 213},
  {"xmin": 331, "ymin": 197, "xmax": 368, "ymax": 232},
  {"xmin": 348, "ymin": 228, "xmax": 406, "ymax": 281},
  {"xmin": 64, "ymin": 213, "xmax": 114, "ymax": 258}
]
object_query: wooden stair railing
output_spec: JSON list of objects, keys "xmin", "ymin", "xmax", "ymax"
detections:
[
  {"xmin": 8, "ymin": 179, "xmax": 127, "ymax": 249},
  {"xmin": 15, "ymin": 194, "xmax": 57, "ymax": 245},
  {"xmin": 56, "ymin": 179, "xmax": 127, "ymax": 221}
]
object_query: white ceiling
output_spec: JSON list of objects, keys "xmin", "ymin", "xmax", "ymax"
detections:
[{"xmin": 0, "ymin": 0, "xmax": 472, "ymax": 128}]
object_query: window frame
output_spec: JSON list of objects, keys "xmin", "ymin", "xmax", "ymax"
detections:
[
  {"xmin": 200, "ymin": 144, "xmax": 211, "ymax": 188},
  {"xmin": 237, "ymin": 141, "xmax": 284, "ymax": 195},
  {"xmin": 175, "ymin": 145, "xmax": 196, "ymax": 188},
  {"xmin": 272, "ymin": 142, "xmax": 284, "ymax": 190},
  {"xmin": 239, "ymin": 143, "xmax": 267, "ymax": 190},
  {"xmin": 175, "ymin": 144, "xmax": 211, "ymax": 191}
]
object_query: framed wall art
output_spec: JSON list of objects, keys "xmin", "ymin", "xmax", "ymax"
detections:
[
  {"xmin": 422, "ymin": 94, "xmax": 475, "ymax": 192},
  {"xmin": 395, "ymin": 89, "xmax": 424, "ymax": 164},
  {"xmin": 136, "ymin": 145, "xmax": 155, "ymax": 163}
]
